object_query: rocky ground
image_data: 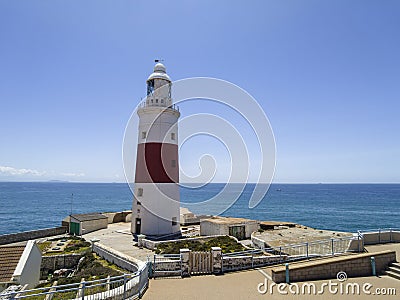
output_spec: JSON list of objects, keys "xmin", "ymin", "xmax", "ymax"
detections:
[{"xmin": 253, "ymin": 224, "xmax": 354, "ymax": 247}]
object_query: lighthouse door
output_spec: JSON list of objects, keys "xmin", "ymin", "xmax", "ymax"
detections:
[{"xmin": 135, "ymin": 218, "xmax": 141, "ymax": 234}]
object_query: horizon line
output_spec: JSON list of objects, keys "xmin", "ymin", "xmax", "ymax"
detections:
[{"xmin": 0, "ymin": 180, "xmax": 399, "ymax": 185}]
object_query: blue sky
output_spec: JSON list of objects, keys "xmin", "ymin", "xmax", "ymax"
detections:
[{"xmin": 0, "ymin": 0, "xmax": 399, "ymax": 183}]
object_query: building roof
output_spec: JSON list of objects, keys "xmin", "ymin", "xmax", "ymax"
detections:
[
  {"xmin": 201, "ymin": 216, "xmax": 259, "ymax": 225},
  {"xmin": 70, "ymin": 213, "xmax": 108, "ymax": 222},
  {"xmin": 0, "ymin": 245, "xmax": 25, "ymax": 282}
]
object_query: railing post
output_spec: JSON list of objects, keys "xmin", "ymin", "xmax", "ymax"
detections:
[
  {"xmin": 306, "ymin": 242, "xmax": 309, "ymax": 259},
  {"xmin": 371, "ymin": 257, "xmax": 376, "ymax": 276},
  {"xmin": 279, "ymin": 247, "xmax": 282, "ymax": 262},
  {"xmin": 285, "ymin": 263, "xmax": 290, "ymax": 283},
  {"xmin": 251, "ymin": 251, "xmax": 254, "ymax": 268},
  {"xmin": 123, "ymin": 274, "xmax": 127, "ymax": 299},
  {"xmin": 390, "ymin": 228, "xmax": 393, "ymax": 243},
  {"xmin": 357, "ymin": 235, "xmax": 361, "ymax": 253},
  {"xmin": 148, "ymin": 261, "xmax": 153, "ymax": 278},
  {"xmin": 378, "ymin": 228, "xmax": 381, "ymax": 244},
  {"xmin": 81, "ymin": 282, "xmax": 85, "ymax": 300},
  {"xmin": 331, "ymin": 239, "xmax": 334, "ymax": 256},
  {"xmin": 153, "ymin": 254, "xmax": 156, "ymax": 277}
]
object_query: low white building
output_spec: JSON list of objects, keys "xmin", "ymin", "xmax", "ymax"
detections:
[
  {"xmin": 0, "ymin": 240, "xmax": 42, "ymax": 292},
  {"xmin": 200, "ymin": 216, "xmax": 260, "ymax": 240},
  {"xmin": 68, "ymin": 213, "xmax": 108, "ymax": 235}
]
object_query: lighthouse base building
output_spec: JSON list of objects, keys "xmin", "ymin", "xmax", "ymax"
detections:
[{"xmin": 131, "ymin": 62, "xmax": 181, "ymax": 238}]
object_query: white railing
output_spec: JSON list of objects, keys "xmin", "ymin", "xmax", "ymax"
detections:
[
  {"xmin": 2, "ymin": 263, "xmax": 149, "ymax": 300},
  {"xmin": 358, "ymin": 228, "xmax": 400, "ymax": 245}
]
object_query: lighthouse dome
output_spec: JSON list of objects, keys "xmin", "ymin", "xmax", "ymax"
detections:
[
  {"xmin": 147, "ymin": 62, "xmax": 171, "ymax": 82},
  {"xmin": 154, "ymin": 63, "xmax": 166, "ymax": 73}
]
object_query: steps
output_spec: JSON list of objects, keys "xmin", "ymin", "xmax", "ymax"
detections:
[{"xmin": 385, "ymin": 262, "xmax": 400, "ymax": 280}]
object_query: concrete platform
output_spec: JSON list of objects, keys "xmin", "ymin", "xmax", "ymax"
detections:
[{"xmin": 82, "ymin": 222, "xmax": 154, "ymax": 262}]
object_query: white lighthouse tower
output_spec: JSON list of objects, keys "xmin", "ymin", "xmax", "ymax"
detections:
[{"xmin": 131, "ymin": 62, "xmax": 181, "ymax": 238}]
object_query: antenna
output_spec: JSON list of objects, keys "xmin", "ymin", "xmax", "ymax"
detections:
[{"xmin": 70, "ymin": 193, "xmax": 73, "ymax": 216}]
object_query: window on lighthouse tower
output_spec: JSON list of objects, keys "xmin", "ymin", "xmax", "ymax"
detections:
[{"xmin": 147, "ymin": 80, "xmax": 154, "ymax": 95}]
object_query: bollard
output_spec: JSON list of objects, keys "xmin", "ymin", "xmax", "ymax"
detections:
[
  {"xmin": 148, "ymin": 261, "xmax": 153, "ymax": 278},
  {"xmin": 371, "ymin": 257, "xmax": 376, "ymax": 276},
  {"xmin": 285, "ymin": 263, "xmax": 290, "ymax": 284}
]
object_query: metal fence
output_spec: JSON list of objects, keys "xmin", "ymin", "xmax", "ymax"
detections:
[
  {"xmin": 221, "ymin": 235, "xmax": 361, "ymax": 272},
  {"xmin": 152, "ymin": 254, "xmax": 182, "ymax": 278},
  {"xmin": 2, "ymin": 263, "xmax": 150, "ymax": 300},
  {"xmin": 264, "ymin": 235, "xmax": 361, "ymax": 260}
]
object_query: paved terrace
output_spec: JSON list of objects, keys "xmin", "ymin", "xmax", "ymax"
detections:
[{"xmin": 82, "ymin": 222, "xmax": 153, "ymax": 262}]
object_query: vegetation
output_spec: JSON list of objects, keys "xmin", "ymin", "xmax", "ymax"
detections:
[
  {"xmin": 40, "ymin": 237, "xmax": 91, "ymax": 256},
  {"xmin": 24, "ymin": 252, "xmax": 126, "ymax": 299},
  {"xmin": 62, "ymin": 239, "xmax": 91, "ymax": 254},
  {"xmin": 56, "ymin": 252, "xmax": 122, "ymax": 285},
  {"xmin": 155, "ymin": 236, "xmax": 245, "ymax": 254},
  {"xmin": 37, "ymin": 241, "xmax": 51, "ymax": 253}
]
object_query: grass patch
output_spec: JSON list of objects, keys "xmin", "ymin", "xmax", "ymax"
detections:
[
  {"xmin": 37, "ymin": 241, "xmax": 52, "ymax": 253},
  {"xmin": 41, "ymin": 238, "xmax": 91, "ymax": 256},
  {"xmin": 155, "ymin": 236, "xmax": 245, "ymax": 254}
]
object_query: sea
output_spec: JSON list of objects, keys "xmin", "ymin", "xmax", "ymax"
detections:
[{"xmin": 0, "ymin": 182, "xmax": 399, "ymax": 235}]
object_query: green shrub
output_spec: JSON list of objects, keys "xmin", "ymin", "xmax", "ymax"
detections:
[{"xmin": 155, "ymin": 236, "xmax": 244, "ymax": 254}]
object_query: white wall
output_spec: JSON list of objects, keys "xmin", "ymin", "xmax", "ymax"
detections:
[
  {"xmin": 131, "ymin": 183, "xmax": 180, "ymax": 236},
  {"xmin": 137, "ymin": 107, "xmax": 179, "ymax": 145},
  {"xmin": 12, "ymin": 241, "xmax": 42, "ymax": 289},
  {"xmin": 81, "ymin": 218, "xmax": 108, "ymax": 235}
]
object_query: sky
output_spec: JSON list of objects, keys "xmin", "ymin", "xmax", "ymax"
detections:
[{"xmin": 0, "ymin": 0, "xmax": 399, "ymax": 183}]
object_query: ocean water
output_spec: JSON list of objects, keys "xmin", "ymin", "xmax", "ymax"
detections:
[{"xmin": 0, "ymin": 182, "xmax": 399, "ymax": 235}]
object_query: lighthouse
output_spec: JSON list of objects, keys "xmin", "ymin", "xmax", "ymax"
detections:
[{"xmin": 131, "ymin": 62, "xmax": 181, "ymax": 238}]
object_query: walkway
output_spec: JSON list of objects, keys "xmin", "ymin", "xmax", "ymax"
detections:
[{"xmin": 143, "ymin": 243, "xmax": 400, "ymax": 300}]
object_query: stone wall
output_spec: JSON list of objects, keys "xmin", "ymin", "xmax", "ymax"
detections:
[
  {"xmin": 93, "ymin": 242, "xmax": 140, "ymax": 273},
  {"xmin": 102, "ymin": 211, "xmax": 132, "ymax": 224},
  {"xmin": 0, "ymin": 227, "xmax": 67, "ymax": 245},
  {"xmin": 153, "ymin": 248, "xmax": 286, "ymax": 277},
  {"xmin": 271, "ymin": 250, "xmax": 396, "ymax": 283},
  {"xmin": 40, "ymin": 254, "xmax": 82, "ymax": 278},
  {"xmin": 222, "ymin": 254, "xmax": 286, "ymax": 272}
]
